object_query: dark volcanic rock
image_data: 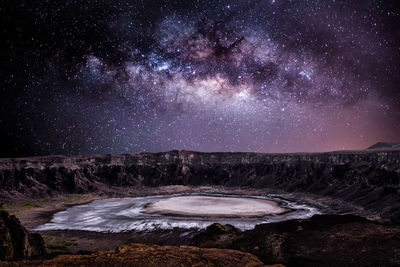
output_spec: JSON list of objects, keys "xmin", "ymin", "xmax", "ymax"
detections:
[
  {"xmin": 192, "ymin": 215, "xmax": 400, "ymax": 267},
  {"xmin": 0, "ymin": 149, "xmax": 399, "ymax": 222},
  {"xmin": 0, "ymin": 210, "xmax": 46, "ymax": 260},
  {"xmin": 368, "ymin": 142, "xmax": 400, "ymax": 150},
  {"xmin": 192, "ymin": 223, "xmax": 243, "ymax": 248}
]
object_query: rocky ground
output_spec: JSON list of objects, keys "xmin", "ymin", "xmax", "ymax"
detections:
[
  {"xmin": 192, "ymin": 215, "xmax": 400, "ymax": 267},
  {"xmin": 3, "ymin": 243, "xmax": 270, "ymax": 267}
]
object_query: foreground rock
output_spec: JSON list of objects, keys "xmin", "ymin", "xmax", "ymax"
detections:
[
  {"xmin": 0, "ymin": 210, "xmax": 46, "ymax": 260},
  {"xmin": 3, "ymin": 243, "xmax": 273, "ymax": 267},
  {"xmin": 192, "ymin": 223, "xmax": 242, "ymax": 248},
  {"xmin": 0, "ymin": 149, "xmax": 399, "ymax": 222},
  {"xmin": 192, "ymin": 215, "xmax": 400, "ymax": 267}
]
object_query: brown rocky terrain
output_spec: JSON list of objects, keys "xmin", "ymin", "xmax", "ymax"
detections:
[
  {"xmin": 192, "ymin": 214, "xmax": 400, "ymax": 267},
  {"xmin": 0, "ymin": 148, "xmax": 399, "ymax": 223},
  {"xmin": 2, "ymin": 243, "xmax": 275, "ymax": 267},
  {"xmin": 0, "ymin": 211, "xmax": 46, "ymax": 261}
]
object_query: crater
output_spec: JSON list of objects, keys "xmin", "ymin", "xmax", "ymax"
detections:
[{"xmin": 36, "ymin": 193, "xmax": 320, "ymax": 232}]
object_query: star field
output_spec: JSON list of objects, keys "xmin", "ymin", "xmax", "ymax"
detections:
[{"xmin": 1, "ymin": 0, "xmax": 400, "ymax": 156}]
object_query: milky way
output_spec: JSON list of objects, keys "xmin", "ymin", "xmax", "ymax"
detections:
[{"xmin": 1, "ymin": 0, "xmax": 400, "ymax": 156}]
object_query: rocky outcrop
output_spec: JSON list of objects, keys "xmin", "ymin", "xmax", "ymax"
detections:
[
  {"xmin": 368, "ymin": 142, "xmax": 400, "ymax": 150},
  {"xmin": 4, "ymin": 243, "xmax": 271, "ymax": 267},
  {"xmin": 0, "ymin": 149, "xmax": 399, "ymax": 222},
  {"xmin": 0, "ymin": 210, "xmax": 46, "ymax": 260},
  {"xmin": 192, "ymin": 215, "xmax": 400, "ymax": 267},
  {"xmin": 191, "ymin": 223, "xmax": 242, "ymax": 248}
]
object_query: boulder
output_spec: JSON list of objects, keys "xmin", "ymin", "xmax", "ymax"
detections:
[
  {"xmin": 192, "ymin": 223, "xmax": 242, "ymax": 248},
  {"xmin": 0, "ymin": 210, "xmax": 46, "ymax": 260}
]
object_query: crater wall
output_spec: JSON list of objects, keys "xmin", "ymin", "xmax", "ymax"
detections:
[{"xmin": 0, "ymin": 150, "xmax": 399, "ymax": 222}]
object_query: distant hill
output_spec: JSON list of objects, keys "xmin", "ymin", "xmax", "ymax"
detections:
[{"xmin": 368, "ymin": 142, "xmax": 400, "ymax": 150}]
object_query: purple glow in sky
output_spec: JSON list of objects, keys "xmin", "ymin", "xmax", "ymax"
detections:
[{"xmin": 1, "ymin": 0, "xmax": 399, "ymax": 156}]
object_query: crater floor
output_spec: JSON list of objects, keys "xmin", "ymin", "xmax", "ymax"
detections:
[{"xmin": 145, "ymin": 195, "xmax": 288, "ymax": 217}]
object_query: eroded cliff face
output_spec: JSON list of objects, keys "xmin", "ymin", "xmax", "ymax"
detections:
[{"xmin": 0, "ymin": 150, "xmax": 399, "ymax": 222}]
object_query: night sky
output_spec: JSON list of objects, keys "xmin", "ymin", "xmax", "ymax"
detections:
[{"xmin": 1, "ymin": 0, "xmax": 400, "ymax": 157}]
